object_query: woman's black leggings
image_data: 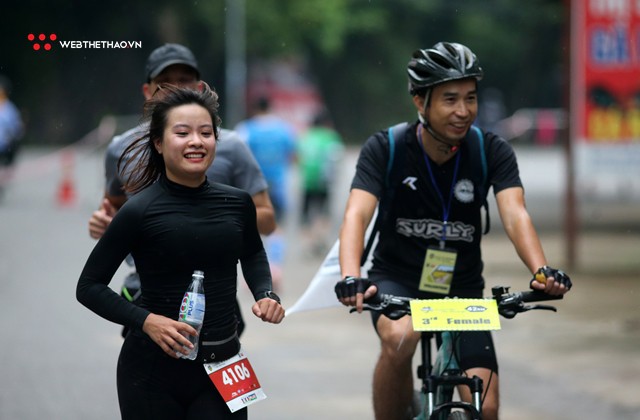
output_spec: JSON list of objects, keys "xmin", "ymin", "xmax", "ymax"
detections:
[{"xmin": 117, "ymin": 330, "xmax": 247, "ymax": 420}]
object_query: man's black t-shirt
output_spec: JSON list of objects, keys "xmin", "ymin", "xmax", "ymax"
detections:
[
  {"xmin": 351, "ymin": 122, "xmax": 522, "ymax": 293},
  {"xmin": 77, "ymin": 175, "xmax": 271, "ymax": 340}
]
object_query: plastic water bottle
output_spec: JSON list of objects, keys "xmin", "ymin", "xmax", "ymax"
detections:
[{"xmin": 176, "ymin": 270, "xmax": 205, "ymax": 360}]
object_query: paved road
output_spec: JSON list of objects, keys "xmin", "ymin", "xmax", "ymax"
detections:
[{"xmin": 0, "ymin": 145, "xmax": 638, "ymax": 419}]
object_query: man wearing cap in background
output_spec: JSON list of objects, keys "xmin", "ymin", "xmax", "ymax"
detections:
[{"xmin": 88, "ymin": 43, "xmax": 276, "ymax": 337}]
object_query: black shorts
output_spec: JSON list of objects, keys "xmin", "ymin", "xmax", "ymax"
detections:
[
  {"xmin": 0, "ymin": 142, "xmax": 19, "ymax": 167},
  {"xmin": 301, "ymin": 190, "xmax": 329, "ymax": 225},
  {"xmin": 369, "ymin": 278, "xmax": 498, "ymax": 373},
  {"xmin": 117, "ymin": 330, "xmax": 247, "ymax": 420}
]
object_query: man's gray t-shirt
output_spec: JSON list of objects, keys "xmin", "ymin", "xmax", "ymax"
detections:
[{"xmin": 105, "ymin": 123, "xmax": 268, "ymax": 198}]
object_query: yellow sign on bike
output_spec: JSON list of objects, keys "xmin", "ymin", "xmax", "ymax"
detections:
[{"xmin": 410, "ymin": 298, "xmax": 501, "ymax": 331}]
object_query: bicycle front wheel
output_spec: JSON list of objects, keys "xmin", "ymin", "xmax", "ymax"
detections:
[{"xmin": 447, "ymin": 411, "xmax": 472, "ymax": 420}]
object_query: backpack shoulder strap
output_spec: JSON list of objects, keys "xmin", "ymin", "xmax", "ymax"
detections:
[
  {"xmin": 468, "ymin": 125, "xmax": 490, "ymax": 234},
  {"xmin": 385, "ymin": 122, "xmax": 409, "ymax": 190},
  {"xmin": 360, "ymin": 122, "xmax": 409, "ymax": 267}
]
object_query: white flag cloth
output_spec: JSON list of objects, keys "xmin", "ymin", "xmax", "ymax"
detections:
[{"xmin": 286, "ymin": 222, "xmax": 377, "ymax": 316}]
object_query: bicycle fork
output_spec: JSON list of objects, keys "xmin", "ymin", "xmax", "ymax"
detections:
[
  {"xmin": 424, "ymin": 374, "xmax": 482, "ymax": 419},
  {"xmin": 416, "ymin": 332, "xmax": 483, "ymax": 420}
]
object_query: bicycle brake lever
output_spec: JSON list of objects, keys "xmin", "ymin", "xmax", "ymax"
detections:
[
  {"xmin": 348, "ymin": 302, "xmax": 410, "ymax": 320},
  {"xmin": 526, "ymin": 304, "xmax": 557, "ymax": 312},
  {"xmin": 349, "ymin": 304, "xmax": 380, "ymax": 314}
]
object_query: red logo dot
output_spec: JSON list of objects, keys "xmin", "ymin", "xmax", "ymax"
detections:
[
  {"xmin": 38, "ymin": 33, "xmax": 46, "ymax": 41},
  {"xmin": 44, "ymin": 44, "xmax": 52, "ymax": 51},
  {"xmin": 27, "ymin": 34, "xmax": 35, "ymax": 41},
  {"xmin": 50, "ymin": 34, "xmax": 57, "ymax": 41},
  {"xmin": 33, "ymin": 44, "xmax": 41, "ymax": 51}
]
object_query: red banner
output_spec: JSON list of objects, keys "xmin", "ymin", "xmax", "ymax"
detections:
[{"xmin": 575, "ymin": 0, "xmax": 640, "ymax": 142}]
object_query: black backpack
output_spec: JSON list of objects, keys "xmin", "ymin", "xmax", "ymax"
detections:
[{"xmin": 360, "ymin": 123, "xmax": 490, "ymax": 266}]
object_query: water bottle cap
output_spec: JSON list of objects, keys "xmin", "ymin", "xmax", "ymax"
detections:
[{"xmin": 193, "ymin": 270, "xmax": 204, "ymax": 278}]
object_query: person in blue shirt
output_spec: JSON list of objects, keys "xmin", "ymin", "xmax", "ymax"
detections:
[{"xmin": 235, "ymin": 96, "xmax": 297, "ymax": 287}]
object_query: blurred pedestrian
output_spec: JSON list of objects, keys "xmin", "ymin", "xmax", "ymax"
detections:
[
  {"xmin": 88, "ymin": 43, "xmax": 275, "ymax": 337},
  {"xmin": 235, "ymin": 95, "xmax": 297, "ymax": 287},
  {"xmin": 0, "ymin": 75, "xmax": 24, "ymax": 197},
  {"xmin": 77, "ymin": 83, "xmax": 284, "ymax": 420},
  {"xmin": 297, "ymin": 109, "xmax": 344, "ymax": 255}
]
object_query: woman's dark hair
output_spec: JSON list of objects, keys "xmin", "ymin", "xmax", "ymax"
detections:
[{"xmin": 118, "ymin": 82, "xmax": 221, "ymax": 194}]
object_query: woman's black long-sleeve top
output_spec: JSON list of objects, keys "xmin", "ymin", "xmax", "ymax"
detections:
[{"xmin": 76, "ymin": 175, "xmax": 272, "ymax": 339}]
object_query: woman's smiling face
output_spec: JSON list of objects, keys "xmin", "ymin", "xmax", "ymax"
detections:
[{"xmin": 155, "ymin": 103, "xmax": 216, "ymax": 187}]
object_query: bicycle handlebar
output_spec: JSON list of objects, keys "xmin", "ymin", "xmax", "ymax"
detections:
[
  {"xmin": 351, "ymin": 285, "xmax": 562, "ymax": 320},
  {"xmin": 490, "ymin": 286, "xmax": 562, "ymax": 319}
]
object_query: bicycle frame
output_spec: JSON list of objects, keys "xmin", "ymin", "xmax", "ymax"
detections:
[{"xmin": 415, "ymin": 331, "xmax": 482, "ymax": 420}]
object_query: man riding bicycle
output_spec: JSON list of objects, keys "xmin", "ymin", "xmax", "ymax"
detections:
[{"xmin": 335, "ymin": 41, "xmax": 572, "ymax": 420}]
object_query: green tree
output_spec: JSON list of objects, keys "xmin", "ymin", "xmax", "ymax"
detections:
[
  {"xmin": 2, "ymin": 0, "xmax": 565, "ymax": 145},
  {"xmin": 220, "ymin": 0, "xmax": 566, "ymax": 142}
]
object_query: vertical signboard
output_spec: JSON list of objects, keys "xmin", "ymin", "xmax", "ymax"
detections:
[{"xmin": 572, "ymin": 0, "xmax": 640, "ymax": 199}]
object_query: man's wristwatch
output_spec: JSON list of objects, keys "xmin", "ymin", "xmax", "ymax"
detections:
[{"xmin": 259, "ymin": 290, "xmax": 281, "ymax": 304}]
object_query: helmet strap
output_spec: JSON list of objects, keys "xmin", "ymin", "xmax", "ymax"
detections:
[
  {"xmin": 419, "ymin": 90, "xmax": 461, "ymax": 154},
  {"xmin": 422, "ymin": 123, "xmax": 461, "ymax": 154},
  {"xmin": 418, "ymin": 88, "xmax": 460, "ymax": 153}
]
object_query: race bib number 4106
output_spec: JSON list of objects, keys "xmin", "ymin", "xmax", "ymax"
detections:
[{"xmin": 204, "ymin": 349, "xmax": 267, "ymax": 413}]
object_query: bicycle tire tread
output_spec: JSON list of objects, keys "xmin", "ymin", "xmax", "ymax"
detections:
[{"xmin": 447, "ymin": 411, "xmax": 472, "ymax": 420}]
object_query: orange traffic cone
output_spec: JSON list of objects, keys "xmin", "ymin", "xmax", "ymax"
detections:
[{"xmin": 57, "ymin": 151, "xmax": 76, "ymax": 206}]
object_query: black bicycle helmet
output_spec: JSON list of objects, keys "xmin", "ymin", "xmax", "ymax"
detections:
[{"xmin": 407, "ymin": 42, "xmax": 483, "ymax": 95}]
